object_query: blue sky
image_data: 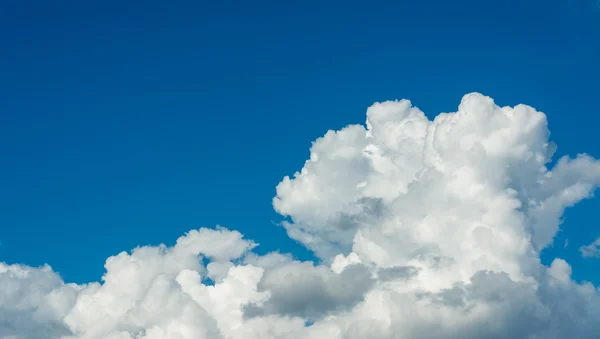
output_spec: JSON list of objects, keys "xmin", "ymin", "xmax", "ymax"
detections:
[{"xmin": 1, "ymin": 0, "xmax": 599, "ymax": 285}]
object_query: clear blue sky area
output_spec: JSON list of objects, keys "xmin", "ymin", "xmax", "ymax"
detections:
[{"xmin": 1, "ymin": 0, "xmax": 599, "ymax": 284}]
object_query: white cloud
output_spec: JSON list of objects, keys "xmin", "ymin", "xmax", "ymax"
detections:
[
  {"xmin": 580, "ymin": 237, "xmax": 600, "ymax": 258},
  {"xmin": 2, "ymin": 93, "xmax": 600, "ymax": 339},
  {"xmin": 0, "ymin": 263, "xmax": 80, "ymax": 339}
]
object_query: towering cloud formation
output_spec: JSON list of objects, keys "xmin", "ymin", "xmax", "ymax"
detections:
[{"xmin": 2, "ymin": 93, "xmax": 600, "ymax": 339}]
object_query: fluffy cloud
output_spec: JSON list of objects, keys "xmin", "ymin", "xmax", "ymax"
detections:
[
  {"xmin": 2, "ymin": 93, "xmax": 600, "ymax": 339},
  {"xmin": 0, "ymin": 263, "xmax": 79, "ymax": 339}
]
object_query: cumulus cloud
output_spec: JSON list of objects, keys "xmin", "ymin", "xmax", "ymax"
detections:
[
  {"xmin": 2, "ymin": 92, "xmax": 600, "ymax": 339},
  {"xmin": 0, "ymin": 263, "xmax": 79, "ymax": 339},
  {"xmin": 580, "ymin": 237, "xmax": 600, "ymax": 258}
]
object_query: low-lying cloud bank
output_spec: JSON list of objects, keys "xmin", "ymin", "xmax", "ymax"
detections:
[{"xmin": 3, "ymin": 93, "xmax": 600, "ymax": 339}]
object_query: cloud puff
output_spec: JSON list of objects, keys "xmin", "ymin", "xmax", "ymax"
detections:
[
  {"xmin": 2, "ymin": 93, "xmax": 600, "ymax": 339},
  {"xmin": 0, "ymin": 263, "xmax": 79, "ymax": 339}
]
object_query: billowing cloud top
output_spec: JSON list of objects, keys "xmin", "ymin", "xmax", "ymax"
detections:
[{"xmin": 3, "ymin": 93, "xmax": 600, "ymax": 339}]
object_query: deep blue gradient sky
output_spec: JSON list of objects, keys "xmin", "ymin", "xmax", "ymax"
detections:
[{"xmin": 1, "ymin": 0, "xmax": 599, "ymax": 284}]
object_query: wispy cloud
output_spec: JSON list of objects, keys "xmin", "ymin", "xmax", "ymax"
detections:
[{"xmin": 580, "ymin": 238, "xmax": 600, "ymax": 258}]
